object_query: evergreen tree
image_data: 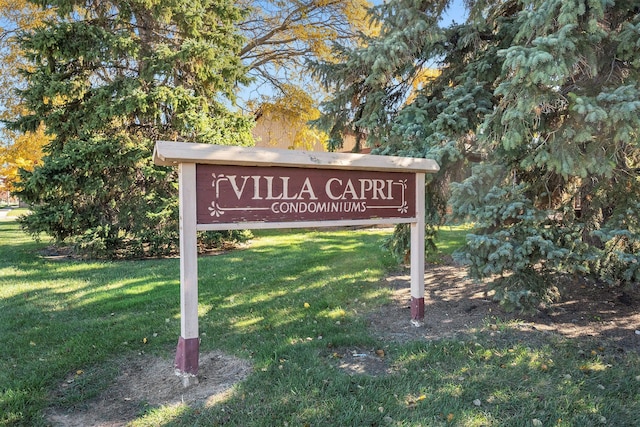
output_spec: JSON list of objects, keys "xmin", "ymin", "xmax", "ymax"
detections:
[
  {"xmin": 11, "ymin": 0, "xmax": 253, "ymax": 257},
  {"xmin": 315, "ymin": 0, "xmax": 640, "ymax": 309}
]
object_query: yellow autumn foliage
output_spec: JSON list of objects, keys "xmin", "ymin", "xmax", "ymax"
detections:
[
  {"xmin": 406, "ymin": 67, "xmax": 442, "ymax": 104},
  {"xmin": 0, "ymin": 0, "xmax": 56, "ymax": 194},
  {"xmin": 255, "ymin": 85, "xmax": 329, "ymax": 151},
  {"xmin": 239, "ymin": 1, "xmax": 375, "ymax": 150},
  {"xmin": 0, "ymin": 125, "xmax": 51, "ymax": 192},
  {"xmin": 0, "ymin": 0, "xmax": 55, "ymax": 118}
]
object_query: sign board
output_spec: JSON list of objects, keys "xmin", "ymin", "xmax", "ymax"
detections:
[
  {"xmin": 196, "ymin": 165, "xmax": 416, "ymax": 225},
  {"xmin": 153, "ymin": 141, "xmax": 439, "ymax": 381}
]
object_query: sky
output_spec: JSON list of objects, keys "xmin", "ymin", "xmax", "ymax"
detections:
[
  {"xmin": 372, "ymin": 0, "xmax": 468, "ymax": 25},
  {"xmin": 441, "ymin": 0, "xmax": 469, "ymax": 25}
]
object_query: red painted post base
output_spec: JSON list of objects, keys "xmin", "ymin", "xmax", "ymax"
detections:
[
  {"xmin": 410, "ymin": 296, "xmax": 424, "ymax": 326},
  {"xmin": 175, "ymin": 336, "xmax": 200, "ymax": 376}
]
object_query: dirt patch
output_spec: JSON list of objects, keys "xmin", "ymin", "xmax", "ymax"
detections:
[
  {"xmin": 368, "ymin": 260, "xmax": 640, "ymax": 353},
  {"xmin": 46, "ymin": 351, "xmax": 252, "ymax": 427},
  {"xmin": 325, "ymin": 347, "xmax": 391, "ymax": 377}
]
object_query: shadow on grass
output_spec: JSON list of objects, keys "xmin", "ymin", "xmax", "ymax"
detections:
[
  {"xmin": 0, "ymin": 224, "xmax": 395, "ymax": 425},
  {"xmin": 2, "ymin": 222, "xmax": 639, "ymax": 427},
  {"xmin": 130, "ymin": 327, "xmax": 640, "ymax": 427}
]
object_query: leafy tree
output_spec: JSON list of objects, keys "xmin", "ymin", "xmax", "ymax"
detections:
[
  {"xmin": 315, "ymin": 0, "xmax": 640, "ymax": 309},
  {"xmin": 10, "ymin": 0, "xmax": 253, "ymax": 257},
  {"xmin": 0, "ymin": 124, "xmax": 50, "ymax": 192},
  {"xmin": 0, "ymin": 0, "xmax": 54, "ymax": 192},
  {"xmin": 254, "ymin": 84, "xmax": 329, "ymax": 150},
  {"xmin": 0, "ymin": 0, "xmax": 54, "ymax": 120},
  {"xmin": 238, "ymin": 0, "xmax": 374, "ymax": 149},
  {"xmin": 239, "ymin": 0, "xmax": 373, "ymax": 90}
]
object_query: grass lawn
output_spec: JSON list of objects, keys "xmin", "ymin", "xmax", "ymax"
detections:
[
  {"xmin": 1, "ymin": 221, "xmax": 639, "ymax": 426},
  {"xmin": 4, "ymin": 208, "xmax": 30, "ymax": 218}
]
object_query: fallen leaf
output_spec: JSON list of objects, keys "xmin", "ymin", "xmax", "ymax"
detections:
[{"xmin": 405, "ymin": 394, "xmax": 426, "ymax": 407}]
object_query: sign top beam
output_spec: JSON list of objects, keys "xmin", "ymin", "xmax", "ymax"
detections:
[{"xmin": 153, "ymin": 141, "xmax": 440, "ymax": 173}]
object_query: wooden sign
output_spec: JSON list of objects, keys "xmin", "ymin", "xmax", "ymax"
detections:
[
  {"xmin": 196, "ymin": 165, "xmax": 416, "ymax": 224},
  {"xmin": 153, "ymin": 141, "xmax": 439, "ymax": 382}
]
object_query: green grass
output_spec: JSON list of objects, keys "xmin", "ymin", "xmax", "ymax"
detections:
[
  {"xmin": 4, "ymin": 208, "xmax": 30, "ymax": 218},
  {"xmin": 431, "ymin": 223, "xmax": 472, "ymax": 258},
  {"xmin": 1, "ymin": 221, "xmax": 639, "ymax": 426}
]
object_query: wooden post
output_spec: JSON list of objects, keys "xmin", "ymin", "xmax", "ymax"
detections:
[
  {"xmin": 175, "ymin": 162, "xmax": 200, "ymax": 382},
  {"xmin": 410, "ymin": 173, "xmax": 426, "ymax": 326}
]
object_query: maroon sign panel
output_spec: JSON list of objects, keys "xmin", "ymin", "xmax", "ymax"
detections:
[{"xmin": 196, "ymin": 165, "xmax": 416, "ymax": 224}]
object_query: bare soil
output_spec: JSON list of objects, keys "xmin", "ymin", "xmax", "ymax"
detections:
[
  {"xmin": 371, "ymin": 259, "xmax": 640, "ymax": 349},
  {"xmin": 46, "ymin": 260, "xmax": 640, "ymax": 426},
  {"xmin": 46, "ymin": 351, "xmax": 252, "ymax": 427}
]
